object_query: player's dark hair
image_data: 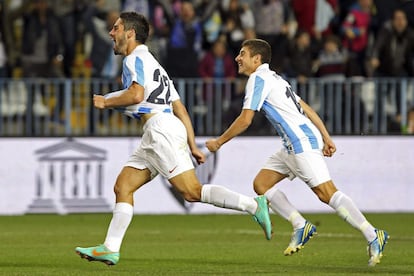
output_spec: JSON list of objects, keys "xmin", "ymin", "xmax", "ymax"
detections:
[
  {"xmin": 241, "ymin": 39, "xmax": 271, "ymax": 64},
  {"xmin": 120, "ymin": 12, "xmax": 149, "ymax": 44}
]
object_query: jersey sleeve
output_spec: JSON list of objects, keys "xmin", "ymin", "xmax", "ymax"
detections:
[
  {"xmin": 123, "ymin": 55, "xmax": 145, "ymax": 88},
  {"xmin": 242, "ymin": 74, "xmax": 267, "ymax": 111},
  {"xmin": 287, "ymin": 81, "xmax": 302, "ymax": 103},
  {"xmin": 168, "ymin": 79, "xmax": 180, "ymax": 102}
]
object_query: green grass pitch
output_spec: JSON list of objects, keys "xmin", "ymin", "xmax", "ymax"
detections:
[{"xmin": 1, "ymin": 213, "xmax": 412, "ymax": 275}]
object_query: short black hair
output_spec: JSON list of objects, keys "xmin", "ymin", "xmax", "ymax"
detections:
[
  {"xmin": 120, "ymin": 12, "xmax": 149, "ymax": 44},
  {"xmin": 241, "ymin": 39, "xmax": 272, "ymax": 64}
]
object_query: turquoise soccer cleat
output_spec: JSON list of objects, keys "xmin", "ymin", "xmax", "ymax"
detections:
[
  {"xmin": 252, "ymin": 195, "xmax": 273, "ymax": 240},
  {"xmin": 367, "ymin": 229, "xmax": 389, "ymax": 266},
  {"xmin": 284, "ymin": 221, "xmax": 317, "ymax": 256},
  {"xmin": 75, "ymin": 244, "xmax": 120, "ymax": 266}
]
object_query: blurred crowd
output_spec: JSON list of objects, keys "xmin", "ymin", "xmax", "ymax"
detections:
[
  {"xmin": 1, "ymin": 0, "xmax": 414, "ymax": 135},
  {"xmin": 1, "ymin": 0, "xmax": 414, "ymax": 80}
]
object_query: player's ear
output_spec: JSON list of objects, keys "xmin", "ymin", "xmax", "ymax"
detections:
[
  {"xmin": 127, "ymin": 29, "xmax": 135, "ymax": 40},
  {"xmin": 253, "ymin": 54, "xmax": 262, "ymax": 64}
]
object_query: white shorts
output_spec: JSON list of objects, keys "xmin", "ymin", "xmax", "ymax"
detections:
[
  {"xmin": 125, "ymin": 113, "xmax": 194, "ymax": 179},
  {"xmin": 263, "ymin": 149, "xmax": 331, "ymax": 188}
]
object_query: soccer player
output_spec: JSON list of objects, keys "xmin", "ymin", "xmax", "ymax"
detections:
[
  {"xmin": 206, "ymin": 39, "xmax": 389, "ymax": 266},
  {"xmin": 75, "ymin": 13, "xmax": 272, "ymax": 266}
]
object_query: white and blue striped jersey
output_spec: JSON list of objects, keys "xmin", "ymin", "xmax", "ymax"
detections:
[
  {"xmin": 107, "ymin": 44, "xmax": 180, "ymax": 120},
  {"xmin": 242, "ymin": 64, "xmax": 323, "ymax": 154}
]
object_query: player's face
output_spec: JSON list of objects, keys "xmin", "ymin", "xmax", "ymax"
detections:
[
  {"xmin": 235, "ymin": 46, "xmax": 259, "ymax": 76},
  {"xmin": 109, "ymin": 18, "xmax": 128, "ymax": 55}
]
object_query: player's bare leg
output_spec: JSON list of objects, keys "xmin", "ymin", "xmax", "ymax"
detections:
[
  {"xmin": 169, "ymin": 169, "xmax": 273, "ymax": 240},
  {"xmin": 76, "ymin": 167, "xmax": 151, "ymax": 265}
]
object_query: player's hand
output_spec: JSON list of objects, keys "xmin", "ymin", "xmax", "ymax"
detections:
[
  {"xmin": 322, "ymin": 138, "xmax": 336, "ymax": 157},
  {"xmin": 344, "ymin": 28, "xmax": 355, "ymax": 39},
  {"xmin": 191, "ymin": 147, "xmax": 206, "ymax": 165},
  {"xmin": 93, "ymin": 94, "xmax": 106, "ymax": 109},
  {"xmin": 206, "ymin": 139, "xmax": 220, "ymax": 152}
]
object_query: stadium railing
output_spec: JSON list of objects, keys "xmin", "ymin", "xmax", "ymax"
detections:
[{"xmin": 0, "ymin": 77, "xmax": 413, "ymax": 137}]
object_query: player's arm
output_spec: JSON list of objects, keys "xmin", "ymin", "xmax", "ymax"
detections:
[
  {"xmin": 300, "ymin": 100, "xmax": 336, "ymax": 157},
  {"xmin": 93, "ymin": 82, "xmax": 144, "ymax": 109},
  {"xmin": 206, "ymin": 109, "xmax": 255, "ymax": 152},
  {"xmin": 172, "ymin": 99, "xmax": 205, "ymax": 164}
]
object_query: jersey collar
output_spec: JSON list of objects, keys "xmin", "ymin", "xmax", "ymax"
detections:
[{"xmin": 256, "ymin": 63, "xmax": 270, "ymax": 72}]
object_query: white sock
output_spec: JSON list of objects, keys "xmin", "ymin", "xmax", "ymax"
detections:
[
  {"xmin": 103, "ymin": 202, "xmax": 134, "ymax": 252},
  {"xmin": 201, "ymin": 184, "xmax": 257, "ymax": 214},
  {"xmin": 264, "ymin": 186, "xmax": 306, "ymax": 229},
  {"xmin": 329, "ymin": 191, "xmax": 376, "ymax": 242}
]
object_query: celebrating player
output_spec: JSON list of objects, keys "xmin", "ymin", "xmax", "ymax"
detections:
[
  {"xmin": 206, "ymin": 39, "xmax": 389, "ymax": 266},
  {"xmin": 75, "ymin": 13, "xmax": 272, "ymax": 266}
]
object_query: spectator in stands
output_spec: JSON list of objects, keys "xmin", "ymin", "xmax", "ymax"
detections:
[
  {"xmin": 368, "ymin": 9, "xmax": 414, "ymax": 132},
  {"xmin": 77, "ymin": 1, "xmax": 121, "ymax": 75},
  {"xmin": 145, "ymin": 1, "xmax": 171, "ymax": 66},
  {"xmin": 372, "ymin": 0, "xmax": 402, "ymax": 35},
  {"xmin": 18, "ymin": 0, "xmax": 64, "ymax": 79},
  {"xmin": 165, "ymin": 0, "xmax": 203, "ymax": 78},
  {"xmin": 0, "ymin": 34, "xmax": 6, "ymax": 78},
  {"xmin": 84, "ymin": 5, "xmax": 122, "ymax": 79},
  {"xmin": 198, "ymin": 38, "xmax": 237, "ymax": 81},
  {"xmin": 406, "ymin": 106, "xmax": 414, "ymax": 134},
  {"xmin": 49, "ymin": 0, "xmax": 81, "ymax": 77},
  {"xmin": 400, "ymin": 0, "xmax": 414, "ymax": 29},
  {"xmin": 284, "ymin": 30, "xmax": 318, "ymax": 84},
  {"xmin": 221, "ymin": 0, "xmax": 255, "ymax": 58},
  {"xmin": 15, "ymin": 0, "xmax": 65, "ymax": 122},
  {"xmin": 96, "ymin": 0, "xmax": 121, "ymax": 13},
  {"xmin": 121, "ymin": 0, "xmax": 149, "ymax": 18},
  {"xmin": 341, "ymin": 0, "xmax": 375, "ymax": 77},
  {"xmin": 194, "ymin": 0, "xmax": 222, "ymax": 51},
  {"xmin": 369, "ymin": 9, "xmax": 414, "ymax": 78},
  {"xmin": 291, "ymin": 0, "xmax": 339, "ymax": 41},
  {"xmin": 314, "ymin": 34, "xmax": 366, "ymax": 131},
  {"xmin": 83, "ymin": 3, "xmax": 122, "ymax": 134},
  {"xmin": 314, "ymin": 35, "xmax": 347, "ymax": 80},
  {"xmin": 198, "ymin": 37, "xmax": 237, "ymax": 130},
  {"xmin": 252, "ymin": 0, "xmax": 291, "ymax": 73},
  {"xmin": 0, "ymin": 0, "xmax": 17, "ymax": 78}
]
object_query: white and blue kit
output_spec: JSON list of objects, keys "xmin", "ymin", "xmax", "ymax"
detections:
[
  {"xmin": 243, "ymin": 64, "xmax": 331, "ymax": 186},
  {"xmin": 106, "ymin": 45, "xmax": 194, "ymax": 179},
  {"xmin": 106, "ymin": 45, "xmax": 180, "ymax": 119}
]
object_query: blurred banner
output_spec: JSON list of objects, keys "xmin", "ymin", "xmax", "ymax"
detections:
[{"xmin": 0, "ymin": 136, "xmax": 413, "ymax": 215}]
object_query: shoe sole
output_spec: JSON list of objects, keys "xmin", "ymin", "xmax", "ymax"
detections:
[{"xmin": 75, "ymin": 250, "xmax": 116, "ymax": 266}]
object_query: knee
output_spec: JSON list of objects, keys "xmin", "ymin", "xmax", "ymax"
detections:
[
  {"xmin": 253, "ymin": 179, "xmax": 272, "ymax": 195},
  {"xmin": 113, "ymin": 182, "xmax": 125, "ymax": 197},
  {"xmin": 113, "ymin": 180, "xmax": 134, "ymax": 198},
  {"xmin": 312, "ymin": 181, "xmax": 338, "ymax": 204},
  {"xmin": 181, "ymin": 187, "xmax": 201, "ymax": 202},
  {"xmin": 253, "ymin": 181, "xmax": 264, "ymax": 195},
  {"xmin": 316, "ymin": 192, "xmax": 331, "ymax": 204},
  {"xmin": 169, "ymin": 172, "xmax": 203, "ymax": 202},
  {"xmin": 174, "ymin": 183, "xmax": 202, "ymax": 202}
]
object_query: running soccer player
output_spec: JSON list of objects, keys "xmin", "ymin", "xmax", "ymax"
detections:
[
  {"xmin": 206, "ymin": 39, "xmax": 389, "ymax": 266},
  {"xmin": 75, "ymin": 13, "xmax": 272, "ymax": 266}
]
